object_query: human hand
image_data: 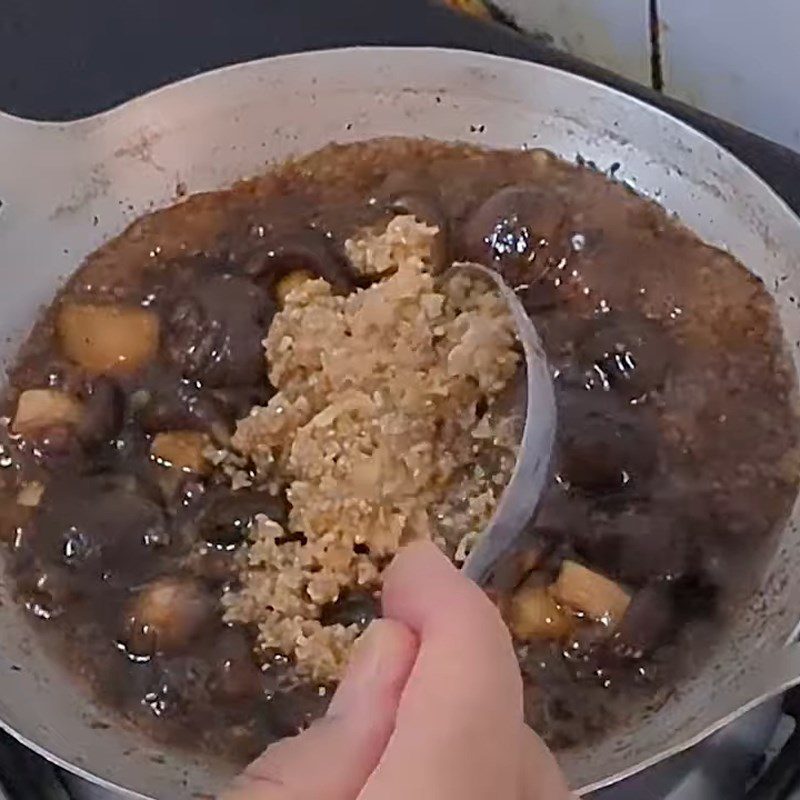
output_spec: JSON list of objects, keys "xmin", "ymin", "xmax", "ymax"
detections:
[{"xmin": 222, "ymin": 540, "xmax": 572, "ymax": 800}]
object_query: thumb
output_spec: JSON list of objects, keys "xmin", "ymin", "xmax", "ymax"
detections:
[{"xmin": 221, "ymin": 618, "xmax": 418, "ymax": 800}]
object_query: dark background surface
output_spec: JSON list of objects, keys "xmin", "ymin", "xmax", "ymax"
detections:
[
  {"xmin": 2, "ymin": 0, "xmax": 800, "ymax": 210},
  {"xmin": 1, "ymin": 2, "xmax": 800, "ymax": 799}
]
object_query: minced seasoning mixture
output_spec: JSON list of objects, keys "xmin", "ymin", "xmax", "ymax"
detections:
[
  {"xmin": 223, "ymin": 216, "xmax": 520, "ymax": 682},
  {"xmin": 0, "ymin": 138, "xmax": 797, "ymax": 762}
]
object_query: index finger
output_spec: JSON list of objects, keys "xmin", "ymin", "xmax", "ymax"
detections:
[{"xmin": 361, "ymin": 541, "xmax": 524, "ymax": 800}]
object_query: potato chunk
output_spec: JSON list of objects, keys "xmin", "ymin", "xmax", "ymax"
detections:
[
  {"xmin": 508, "ymin": 584, "xmax": 573, "ymax": 641},
  {"xmin": 12, "ymin": 389, "xmax": 83, "ymax": 435},
  {"xmin": 551, "ymin": 560, "xmax": 631, "ymax": 628},
  {"xmin": 58, "ymin": 303, "xmax": 159, "ymax": 374},
  {"xmin": 17, "ymin": 481, "xmax": 45, "ymax": 508},
  {"xmin": 151, "ymin": 430, "xmax": 211, "ymax": 473},
  {"xmin": 123, "ymin": 577, "xmax": 214, "ymax": 657}
]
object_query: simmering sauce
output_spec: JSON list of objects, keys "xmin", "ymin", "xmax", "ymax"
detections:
[{"xmin": 1, "ymin": 138, "xmax": 797, "ymax": 760}]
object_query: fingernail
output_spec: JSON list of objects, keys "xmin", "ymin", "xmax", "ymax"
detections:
[{"xmin": 327, "ymin": 620, "xmax": 399, "ymax": 718}]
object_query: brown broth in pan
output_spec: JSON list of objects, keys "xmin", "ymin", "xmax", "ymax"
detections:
[{"xmin": 1, "ymin": 138, "xmax": 797, "ymax": 760}]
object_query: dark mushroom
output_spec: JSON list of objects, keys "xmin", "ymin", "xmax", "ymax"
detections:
[
  {"xmin": 556, "ymin": 390, "xmax": 658, "ymax": 494},
  {"xmin": 19, "ymin": 424, "xmax": 84, "ymax": 468},
  {"xmin": 320, "ymin": 590, "xmax": 380, "ymax": 629},
  {"xmin": 209, "ymin": 383, "xmax": 275, "ymax": 422},
  {"xmin": 135, "ymin": 369, "xmax": 271, "ymax": 438},
  {"xmin": 122, "ymin": 576, "xmax": 215, "ymax": 658},
  {"xmin": 575, "ymin": 311, "xmax": 674, "ymax": 400},
  {"xmin": 190, "ymin": 547, "xmax": 239, "ymax": 587},
  {"xmin": 613, "ymin": 583, "xmax": 677, "ymax": 658},
  {"xmin": 197, "ymin": 488, "xmax": 289, "ymax": 549},
  {"xmin": 207, "ymin": 628, "xmax": 264, "ymax": 701},
  {"xmin": 163, "ymin": 273, "xmax": 275, "ymax": 389},
  {"xmin": 136, "ymin": 654, "xmax": 215, "ymax": 719},
  {"xmin": 19, "ymin": 565, "xmax": 80, "ymax": 620},
  {"xmin": 244, "ymin": 231, "xmax": 359, "ymax": 296},
  {"xmin": 77, "ymin": 376, "xmax": 125, "ymax": 447},
  {"xmin": 459, "ymin": 185, "xmax": 571, "ymax": 292},
  {"xmin": 135, "ymin": 371, "xmax": 233, "ymax": 435},
  {"xmin": 34, "ymin": 472, "xmax": 169, "ymax": 587},
  {"xmin": 572, "ymin": 509, "xmax": 692, "ymax": 586}
]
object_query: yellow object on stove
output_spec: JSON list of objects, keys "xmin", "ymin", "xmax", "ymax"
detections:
[{"xmin": 442, "ymin": 0, "xmax": 492, "ymax": 19}]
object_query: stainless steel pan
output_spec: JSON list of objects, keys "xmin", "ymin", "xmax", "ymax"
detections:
[{"xmin": 1, "ymin": 47, "xmax": 799, "ymax": 799}]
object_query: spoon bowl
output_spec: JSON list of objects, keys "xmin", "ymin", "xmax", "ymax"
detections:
[{"xmin": 447, "ymin": 263, "xmax": 557, "ymax": 587}]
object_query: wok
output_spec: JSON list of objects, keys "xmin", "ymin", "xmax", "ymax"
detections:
[{"xmin": 1, "ymin": 47, "xmax": 799, "ymax": 798}]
